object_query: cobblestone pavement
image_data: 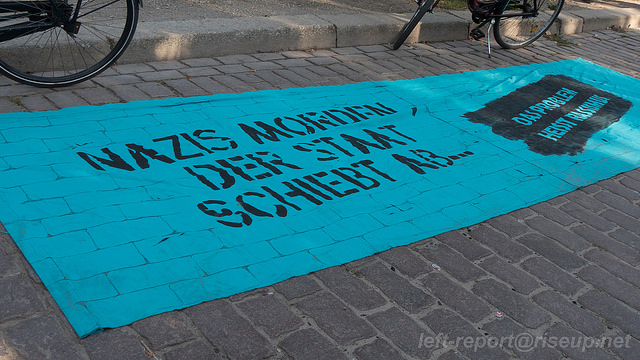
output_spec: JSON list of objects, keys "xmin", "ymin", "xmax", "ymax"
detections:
[{"xmin": 2, "ymin": 29, "xmax": 640, "ymax": 360}]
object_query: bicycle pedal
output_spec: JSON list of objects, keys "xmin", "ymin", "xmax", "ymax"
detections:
[{"xmin": 470, "ymin": 28, "xmax": 485, "ymax": 40}]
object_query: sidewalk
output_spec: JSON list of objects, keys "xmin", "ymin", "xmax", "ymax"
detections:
[
  {"xmin": 121, "ymin": 0, "xmax": 640, "ymax": 63},
  {"xmin": 1, "ymin": 6, "xmax": 640, "ymax": 360}
]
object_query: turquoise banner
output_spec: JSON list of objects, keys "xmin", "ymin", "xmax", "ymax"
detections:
[{"xmin": 1, "ymin": 59, "xmax": 639, "ymax": 337}]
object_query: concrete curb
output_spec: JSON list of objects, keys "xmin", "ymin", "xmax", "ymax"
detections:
[{"xmin": 120, "ymin": 8, "xmax": 640, "ymax": 64}]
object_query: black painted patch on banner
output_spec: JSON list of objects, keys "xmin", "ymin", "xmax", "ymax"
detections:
[{"xmin": 464, "ymin": 75, "xmax": 632, "ymax": 155}]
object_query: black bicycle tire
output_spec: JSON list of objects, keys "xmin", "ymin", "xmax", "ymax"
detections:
[
  {"xmin": 493, "ymin": 0, "xmax": 564, "ymax": 49},
  {"xmin": 393, "ymin": 2, "xmax": 431, "ymax": 50},
  {"xmin": 0, "ymin": 0, "xmax": 138, "ymax": 87}
]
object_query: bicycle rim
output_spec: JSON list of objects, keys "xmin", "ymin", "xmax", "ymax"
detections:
[
  {"xmin": 0, "ymin": 0, "xmax": 138, "ymax": 87},
  {"xmin": 493, "ymin": 0, "xmax": 564, "ymax": 49}
]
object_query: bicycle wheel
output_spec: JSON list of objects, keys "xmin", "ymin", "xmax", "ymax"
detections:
[
  {"xmin": 0, "ymin": 0, "xmax": 138, "ymax": 87},
  {"xmin": 493, "ymin": 0, "xmax": 564, "ymax": 49},
  {"xmin": 393, "ymin": 0, "xmax": 433, "ymax": 50}
]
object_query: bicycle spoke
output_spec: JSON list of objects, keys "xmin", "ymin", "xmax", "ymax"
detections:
[
  {"xmin": 493, "ymin": 0, "xmax": 564, "ymax": 48},
  {"xmin": 77, "ymin": 0, "xmax": 120, "ymax": 19},
  {"xmin": 0, "ymin": 0, "xmax": 137, "ymax": 87}
]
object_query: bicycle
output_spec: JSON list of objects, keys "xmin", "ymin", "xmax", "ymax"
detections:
[
  {"xmin": 394, "ymin": 0, "xmax": 564, "ymax": 54},
  {"xmin": 0, "ymin": 0, "xmax": 139, "ymax": 87}
]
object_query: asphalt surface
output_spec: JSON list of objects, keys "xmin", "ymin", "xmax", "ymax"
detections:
[{"xmin": 2, "ymin": 1, "xmax": 640, "ymax": 360}]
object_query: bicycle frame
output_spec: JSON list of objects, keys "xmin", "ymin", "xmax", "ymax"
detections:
[
  {"xmin": 0, "ymin": 0, "xmax": 79, "ymax": 42},
  {"xmin": 413, "ymin": 0, "xmax": 537, "ymax": 21},
  {"xmin": 469, "ymin": 0, "xmax": 538, "ymax": 19}
]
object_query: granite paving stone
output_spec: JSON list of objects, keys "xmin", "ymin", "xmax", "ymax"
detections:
[
  {"xmin": 113, "ymin": 63, "xmax": 156, "ymax": 74},
  {"xmin": 421, "ymin": 308, "xmax": 512, "ymax": 360},
  {"xmin": 609, "ymin": 228, "xmax": 640, "ymax": 251},
  {"xmin": 482, "ymin": 318, "xmax": 564, "ymax": 360},
  {"xmin": 236, "ymin": 294, "xmax": 304, "ymax": 338},
  {"xmin": 294, "ymin": 292, "xmax": 376, "ymax": 345},
  {"xmin": 524, "ymin": 216, "xmax": 591, "ymax": 251},
  {"xmin": 517, "ymin": 233, "xmax": 587, "ymax": 271},
  {"xmin": 184, "ymin": 300, "xmax": 275, "ymax": 360},
  {"xmin": 376, "ymin": 246, "xmax": 433, "ymax": 278},
  {"xmin": 352, "ymin": 338, "xmax": 404, "ymax": 360},
  {"xmin": 478, "ymin": 255, "xmax": 540, "ymax": 294},
  {"xmin": 559, "ymin": 201, "xmax": 617, "ymax": 231},
  {"xmin": 438, "ymin": 350, "xmax": 468, "ymax": 360},
  {"xmin": 162, "ymin": 340, "xmax": 225, "ymax": 360},
  {"xmin": 421, "ymin": 272, "xmax": 491, "ymax": 323},
  {"xmin": 272, "ymin": 69, "xmax": 318, "ymax": 87},
  {"xmin": 573, "ymin": 225, "xmax": 640, "ymax": 266},
  {"xmin": 0, "ymin": 275, "xmax": 46, "ymax": 322},
  {"xmin": 0, "ymin": 251, "xmax": 20, "ymax": 275},
  {"xmin": 180, "ymin": 58, "xmax": 223, "ymax": 67},
  {"xmin": 628, "ymin": 169, "xmax": 640, "ymax": 181},
  {"xmin": 435, "ymin": 230, "xmax": 493, "ymax": 261},
  {"xmin": 0, "ymin": 98, "xmax": 23, "ymax": 112},
  {"xmin": 131, "ymin": 312, "xmax": 199, "ymax": 349},
  {"xmin": 137, "ymin": 70, "xmax": 184, "ymax": 82},
  {"xmin": 485, "ymin": 214, "xmax": 532, "ymax": 237},
  {"xmin": 93, "ymin": 74, "xmax": 142, "ymax": 87},
  {"xmin": 601, "ymin": 209, "xmax": 640, "ymax": 235},
  {"xmin": 579, "ymin": 290, "xmax": 640, "ymax": 339},
  {"xmin": 251, "ymin": 53, "xmax": 287, "ymax": 61},
  {"xmin": 253, "ymin": 70, "xmax": 298, "ymax": 89},
  {"xmin": 179, "ymin": 66, "xmax": 223, "ymax": 77},
  {"xmin": 44, "ymin": 91, "xmax": 89, "ymax": 108},
  {"xmin": 314, "ymin": 266, "xmax": 386, "ymax": 311},
  {"xmin": 135, "ymin": 82, "xmax": 176, "ymax": 98},
  {"xmin": 3, "ymin": 315, "xmax": 89, "ymax": 360},
  {"xmin": 468, "ymin": 224, "xmax": 533, "ymax": 262},
  {"xmin": 216, "ymin": 54, "xmax": 259, "ymax": 64},
  {"xmin": 562, "ymin": 190, "xmax": 609, "ymax": 212},
  {"xmin": 532, "ymin": 290, "xmax": 606, "ymax": 337},
  {"xmin": 598, "ymin": 179, "xmax": 640, "ymax": 202},
  {"xmin": 18, "ymin": 95, "xmax": 56, "ymax": 112},
  {"xmin": 81, "ymin": 327, "xmax": 149, "ymax": 360},
  {"xmin": 278, "ymin": 328, "xmax": 349, "ymax": 360},
  {"xmin": 189, "ymin": 77, "xmax": 234, "ymax": 94},
  {"xmin": 360, "ymin": 261, "xmax": 434, "ymax": 313},
  {"xmin": 519, "ymin": 256, "xmax": 585, "ymax": 295},
  {"xmin": 582, "ymin": 248, "xmax": 640, "ymax": 288},
  {"xmin": 415, "ymin": 242, "xmax": 487, "ymax": 283},
  {"xmin": 163, "ymin": 79, "xmax": 209, "ymax": 97},
  {"xmin": 544, "ymin": 322, "xmax": 618, "ymax": 360},
  {"xmin": 273, "ymin": 275, "xmax": 322, "ymax": 300},
  {"xmin": 472, "ymin": 279, "xmax": 552, "ymax": 329},
  {"xmin": 147, "ymin": 60, "xmax": 187, "ymax": 70},
  {"xmin": 212, "ymin": 74, "xmax": 259, "ymax": 92},
  {"xmin": 367, "ymin": 307, "xmax": 436, "ymax": 359},
  {"xmin": 609, "ymin": 334, "xmax": 640, "ymax": 360},
  {"xmin": 577, "ymin": 265, "xmax": 640, "ymax": 311},
  {"xmin": 619, "ymin": 174, "xmax": 640, "ymax": 192},
  {"xmin": 529, "ymin": 202, "xmax": 577, "ymax": 226},
  {"xmin": 109, "ymin": 85, "xmax": 153, "ymax": 101}
]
